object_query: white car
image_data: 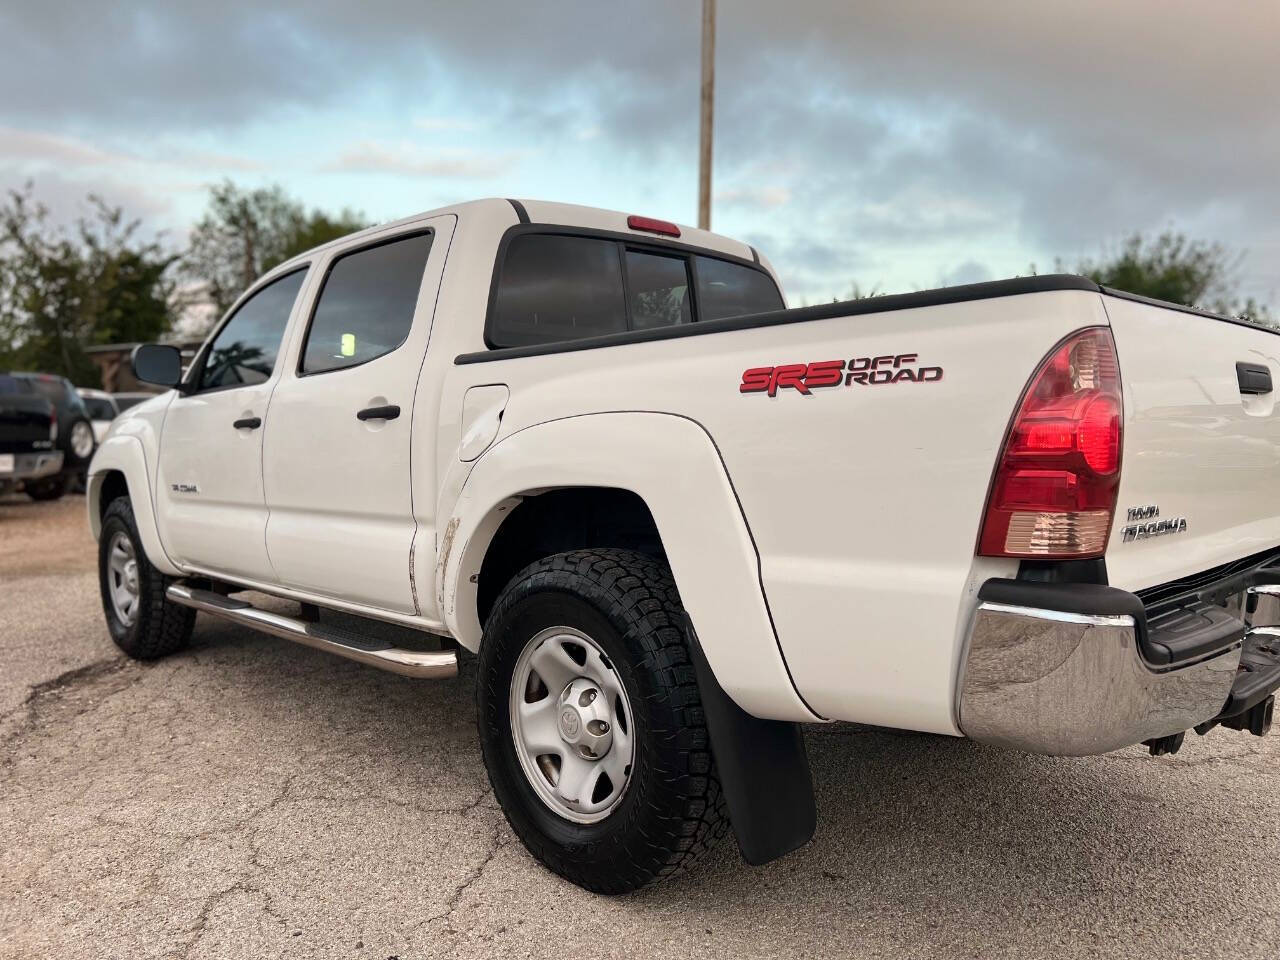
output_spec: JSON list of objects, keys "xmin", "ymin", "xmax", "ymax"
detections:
[
  {"xmin": 86, "ymin": 199, "xmax": 1280, "ymax": 892},
  {"xmin": 77, "ymin": 388, "xmax": 120, "ymax": 444}
]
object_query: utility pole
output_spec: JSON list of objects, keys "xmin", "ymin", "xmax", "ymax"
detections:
[{"xmin": 698, "ymin": 0, "xmax": 715, "ymax": 231}]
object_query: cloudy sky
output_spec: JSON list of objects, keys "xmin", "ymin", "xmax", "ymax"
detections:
[{"xmin": 3, "ymin": 1, "xmax": 1278, "ymax": 306}]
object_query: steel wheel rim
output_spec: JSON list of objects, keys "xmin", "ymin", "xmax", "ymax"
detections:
[
  {"xmin": 509, "ymin": 625, "xmax": 636, "ymax": 824},
  {"xmin": 106, "ymin": 531, "xmax": 140, "ymax": 627},
  {"xmin": 70, "ymin": 421, "xmax": 94, "ymax": 459}
]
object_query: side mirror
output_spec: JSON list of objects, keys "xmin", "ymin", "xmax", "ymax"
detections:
[{"xmin": 131, "ymin": 344, "xmax": 183, "ymax": 389}]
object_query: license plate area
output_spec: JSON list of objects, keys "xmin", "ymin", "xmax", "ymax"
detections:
[{"xmin": 0, "ymin": 453, "xmax": 15, "ymax": 474}]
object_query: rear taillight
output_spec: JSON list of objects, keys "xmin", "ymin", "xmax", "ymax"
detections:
[
  {"xmin": 49, "ymin": 404, "xmax": 57, "ymax": 442},
  {"xmin": 978, "ymin": 327, "xmax": 1123, "ymax": 558}
]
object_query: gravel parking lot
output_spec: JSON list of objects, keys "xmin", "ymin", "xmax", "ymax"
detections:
[{"xmin": 4, "ymin": 494, "xmax": 1280, "ymax": 959}]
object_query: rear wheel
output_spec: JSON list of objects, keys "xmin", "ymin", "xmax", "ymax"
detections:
[
  {"xmin": 98, "ymin": 497, "xmax": 194, "ymax": 659},
  {"xmin": 477, "ymin": 549, "xmax": 727, "ymax": 893}
]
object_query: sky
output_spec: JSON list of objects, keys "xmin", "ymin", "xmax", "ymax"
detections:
[{"xmin": 3, "ymin": 1, "xmax": 1278, "ymax": 307}]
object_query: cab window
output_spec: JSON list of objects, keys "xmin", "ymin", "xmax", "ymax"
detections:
[
  {"xmin": 199, "ymin": 269, "xmax": 307, "ymax": 391},
  {"xmin": 300, "ymin": 232, "xmax": 434, "ymax": 375},
  {"xmin": 487, "ymin": 232, "xmax": 783, "ymax": 348},
  {"xmin": 490, "ymin": 235, "xmax": 626, "ymax": 347},
  {"xmin": 694, "ymin": 255, "xmax": 785, "ymax": 321}
]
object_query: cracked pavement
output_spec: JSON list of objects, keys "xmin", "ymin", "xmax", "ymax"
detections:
[{"xmin": 4, "ymin": 495, "xmax": 1280, "ymax": 959}]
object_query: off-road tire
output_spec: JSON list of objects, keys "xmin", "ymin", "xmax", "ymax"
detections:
[
  {"xmin": 25, "ymin": 474, "xmax": 68, "ymax": 501},
  {"xmin": 98, "ymin": 497, "xmax": 195, "ymax": 659},
  {"xmin": 478, "ymin": 549, "xmax": 728, "ymax": 894}
]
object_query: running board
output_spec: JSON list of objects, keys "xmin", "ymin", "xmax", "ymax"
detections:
[{"xmin": 166, "ymin": 583, "xmax": 458, "ymax": 679}]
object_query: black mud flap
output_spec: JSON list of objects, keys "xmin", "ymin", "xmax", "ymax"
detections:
[{"xmin": 685, "ymin": 619, "xmax": 816, "ymax": 865}]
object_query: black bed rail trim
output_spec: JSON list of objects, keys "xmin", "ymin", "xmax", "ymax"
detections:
[
  {"xmin": 455, "ymin": 273, "xmax": 1100, "ymax": 365},
  {"xmin": 1100, "ymin": 286, "xmax": 1280, "ymax": 337}
]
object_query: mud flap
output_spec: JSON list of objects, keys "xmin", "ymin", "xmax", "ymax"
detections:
[{"xmin": 685, "ymin": 618, "xmax": 817, "ymax": 865}]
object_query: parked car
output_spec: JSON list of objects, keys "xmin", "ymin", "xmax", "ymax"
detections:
[
  {"xmin": 11, "ymin": 373, "xmax": 96, "ymax": 498},
  {"xmin": 77, "ymin": 388, "xmax": 120, "ymax": 444},
  {"xmin": 0, "ymin": 373, "xmax": 63, "ymax": 498},
  {"xmin": 111, "ymin": 391, "xmax": 158, "ymax": 413},
  {"xmin": 87, "ymin": 199, "xmax": 1280, "ymax": 893}
]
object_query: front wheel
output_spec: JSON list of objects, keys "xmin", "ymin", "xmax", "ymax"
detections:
[
  {"xmin": 98, "ymin": 497, "xmax": 195, "ymax": 659},
  {"xmin": 477, "ymin": 549, "xmax": 727, "ymax": 893}
]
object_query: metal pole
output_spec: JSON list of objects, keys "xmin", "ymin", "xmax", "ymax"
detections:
[{"xmin": 698, "ymin": 0, "xmax": 715, "ymax": 231}]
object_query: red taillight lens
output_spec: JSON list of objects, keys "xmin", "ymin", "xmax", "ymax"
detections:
[
  {"xmin": 978, "ymin": 327, "xmax": 1123, "ymax": 558},
  {"xmin": 49, "ymin": 404, "xmax": 57, "ymax": 442}
]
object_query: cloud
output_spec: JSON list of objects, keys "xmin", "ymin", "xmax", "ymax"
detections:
[
  {"xmin": 0, "ymin": 127, "xmax": 134, "ymax": 169},
  {"xmin": 2, "ymin": 1, "xmax": 1278, "ymax": 302},
  {"xmin": 717, "ymin": 185, "xmax": 791, "ymax": 209},
  {"xmin": 321, "ymin": 142, "xmax": 520, "ymax": 179}
]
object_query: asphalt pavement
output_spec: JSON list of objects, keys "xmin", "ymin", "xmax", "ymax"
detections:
[{"xmin": 3, "ymin": 493, "xmax": 1280, "ymax": 959}]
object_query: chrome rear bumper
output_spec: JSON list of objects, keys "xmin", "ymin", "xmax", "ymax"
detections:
[{"xmin": 958, "ymin": 569, "xmax": 1280, "ymax": 756}]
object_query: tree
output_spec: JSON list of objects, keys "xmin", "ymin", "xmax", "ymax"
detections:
[
  {"xmin": 0, "ymin": 184, "xmax": 177, "ymax": 384},
  {"xmin": 1075, "ymin": 232, "xmax": 1273, "ymax": 326},
  {"xmin": 183, "ymin": 181, "xmax": 368, "ymax": 315}
]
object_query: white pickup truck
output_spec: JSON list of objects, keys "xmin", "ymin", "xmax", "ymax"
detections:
[{"xmin": 89, "ymin": 198, "xmax": 1280, "ymax": 892}]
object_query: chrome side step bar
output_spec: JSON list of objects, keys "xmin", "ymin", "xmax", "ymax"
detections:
[{"xmin": 166, "ymin": 583, "xmax": 458, "ymax": 679}]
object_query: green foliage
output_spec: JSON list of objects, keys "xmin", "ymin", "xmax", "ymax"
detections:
[
  {"xmin": 1076, "ymin": 232, "xmax": 1273, "ymax": 327},
  {"xmin": 1077, "ymin": 232, "xmax": 1227, "ymax": 307},
  {"xmin": 0, "ymin": 184, "xmax": 177, "ymax": 385},
  {"xmin": 183, "ymin": 181, "xmax": 368, "ymax": 315}
]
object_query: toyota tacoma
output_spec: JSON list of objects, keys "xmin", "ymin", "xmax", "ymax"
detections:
[{"xmin": 87, "ymin": 199, "xmax": 1280, "ymax": 892}]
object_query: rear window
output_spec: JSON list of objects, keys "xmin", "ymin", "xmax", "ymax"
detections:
[
  {"xmin": 28, "ymin": 377, "xmax": 65, "ymax": 404},
  {"xmin": 0, "ymin": 374, "xmax": 30, "ymax": 395},
  {"xmin": 487, "ymin": 232, "xmax": 782, "ymax": 349},
  {"xmin": 626, "ymin": 250, "xmax": 692, "ymax": 330},
  {"xmin": 490, "ymin": 235, "xmax": 626, "ymax": 347},
  {"xmin": 695, "ymin": 255, "xmax": 785, "ymax": 321}
]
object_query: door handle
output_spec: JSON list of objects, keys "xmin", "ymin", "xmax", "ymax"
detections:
[
  {"xmin": 1237, "ymin": 362, "xmax": 1273, "ymax": 395},
  {"xmin": 356, "ymin": 404, "xmax": 400, "ymax": 421},
  {"xmin": 233, "ymin": 417, "xmax": 262, "ymax": 430}
]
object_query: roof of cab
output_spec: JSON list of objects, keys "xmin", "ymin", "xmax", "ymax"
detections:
[{"xmin": 268, "ymin": 197, "xmax": 758, "ymax": 278}]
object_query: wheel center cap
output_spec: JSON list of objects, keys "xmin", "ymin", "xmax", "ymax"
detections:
[
  {"xmin": 557, "ymin": 678, "xmax": 614, "ymax": 759},
  {"xmin": 559, "ymin": 707, "xmax": 581, "ymax": 741}
]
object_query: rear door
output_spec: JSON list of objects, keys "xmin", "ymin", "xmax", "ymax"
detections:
[
  {"xmin": 262, "ymin": 216, "xmax": 454, "ymax": 613},
  {"xmin": 1104, "ymin": 294, "xmax": 1280, "ymax": 591}
]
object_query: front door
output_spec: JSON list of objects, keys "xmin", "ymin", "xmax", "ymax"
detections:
[
  {"xmin": 156, "ymin": 267, "xmax": 310, "ymax": 581},
  {"xmin": 262, "ymin": 217, "xmax": 454, "ymax": 613}
]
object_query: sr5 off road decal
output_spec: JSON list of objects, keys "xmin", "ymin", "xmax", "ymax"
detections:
[{"xmin": 740, "ymin": 354, "xmax": 944, "ymax": 397}]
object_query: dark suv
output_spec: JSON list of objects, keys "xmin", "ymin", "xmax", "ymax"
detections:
[{"xmin": 9, "ymin": 373, "xmax": 97, "ymax": 499}]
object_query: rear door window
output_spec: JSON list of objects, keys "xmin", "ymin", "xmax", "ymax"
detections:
[
  {"xmin": 300, "ymin": 232, "xmax": 434, "ymax": 375},
  {"xmin": 695, "ymin": 255, "xmax": 785, "ymax": 321},
  {"xmin": 199, "ymin": 268, "xmax": 307, "ymax": 391},
  {"xmin": 490, "ymin": 235, "xmax": 626, "ymax": 347}
]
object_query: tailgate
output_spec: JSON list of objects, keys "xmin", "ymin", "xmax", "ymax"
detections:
[
  {"xmin": 0, "ymin": 397, "xmax": 53, "ymax": 453},
  {"xmin": 1104, "ymin": 293, "xmax": 1280, "ymax": 591}
]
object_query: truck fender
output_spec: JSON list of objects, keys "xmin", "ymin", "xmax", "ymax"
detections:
[
  {"xmin": 438, "ymin": 411, "xmax": 820, "ymax": 724},
  {"xmin": 87, "ymin": 434, "xmax": 182, "ymax": 577}
]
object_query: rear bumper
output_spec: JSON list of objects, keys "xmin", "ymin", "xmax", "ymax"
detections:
[
  {"xmin": 0, "ymin": 450, "xmax": 64, "ymax": 488},
  {"xmin": 958, "ymin": 569, "xmax": 1280, "ymax": 756}
]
